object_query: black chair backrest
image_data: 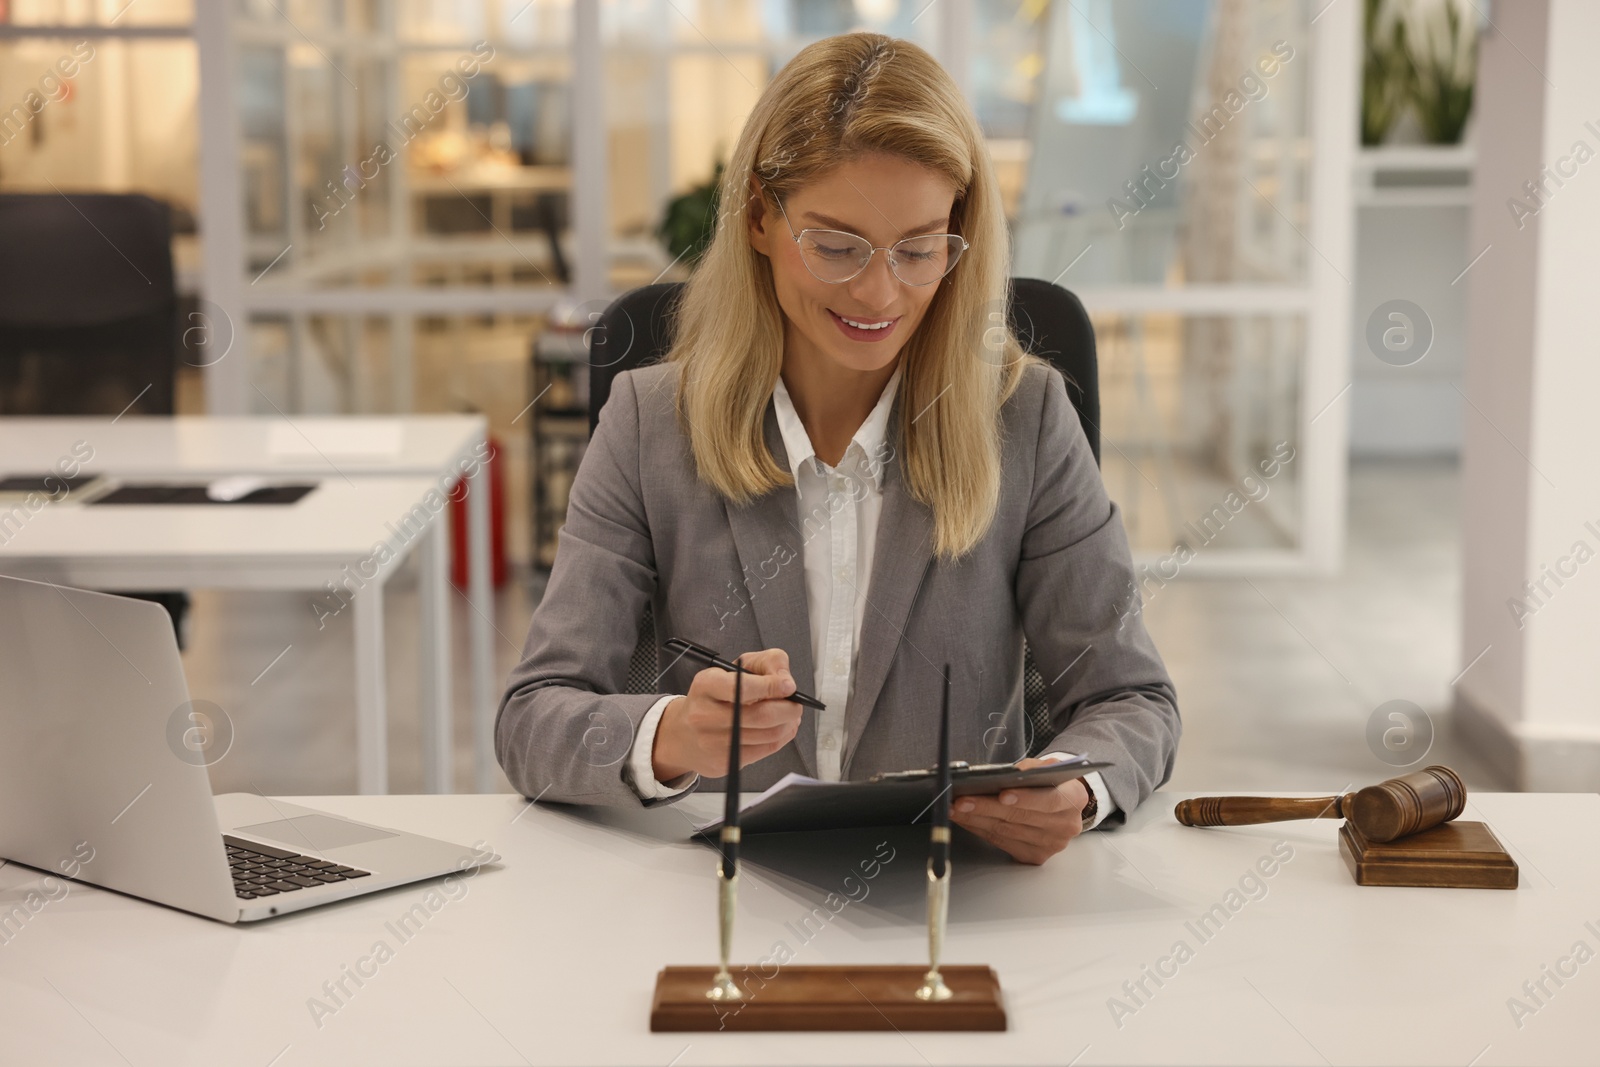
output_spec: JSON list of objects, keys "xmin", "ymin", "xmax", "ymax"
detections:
[
  {"xmin": 586, "ymin": 277, "xmax": 1101, "ymax": 466},
  {"xmin": 0, "ymin": 193, "xmax": 177, "ymax": 415}
]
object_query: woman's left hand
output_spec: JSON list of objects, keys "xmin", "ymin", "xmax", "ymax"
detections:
[{"xmin": 949, "ymin": 757, "xmax": 1090, "ymax": 865}]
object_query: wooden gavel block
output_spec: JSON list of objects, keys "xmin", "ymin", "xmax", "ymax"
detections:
[{"xmin": 1173, "ymin": 766, "xmax": 1517, "ymax": 889}]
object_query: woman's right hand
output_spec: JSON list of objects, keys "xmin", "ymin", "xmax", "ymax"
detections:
[{"xmin": 651, "ymin": 647, "xmax": 804, "ymax": 782}]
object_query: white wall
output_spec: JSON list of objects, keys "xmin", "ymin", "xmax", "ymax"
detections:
[
  {"xmin": 1350, "ymin": 204, "xmax": 1467, "ymax": 456},
  {"xmin": 1455, "ymin": 0, "xmax": 1600, "ymax": 788}
]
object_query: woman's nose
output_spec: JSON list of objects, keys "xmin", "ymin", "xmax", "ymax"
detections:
[{"xmin": 848, "ymin": 247, "xmax": 899, "ymax": 310}]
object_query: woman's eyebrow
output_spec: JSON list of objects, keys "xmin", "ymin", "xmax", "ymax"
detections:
[{"xmin": 802, "ymin": 211, "xmax": 950, "ymax": 236}]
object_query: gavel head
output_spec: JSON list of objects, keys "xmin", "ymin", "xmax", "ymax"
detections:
[{"xmin": 1348, "ymin": 765, "xmax": 1467, "ymax": 842}]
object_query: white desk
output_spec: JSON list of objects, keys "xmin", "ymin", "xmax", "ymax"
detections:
[
  {"xmin": 0, "ymin": 478, "xmax": 450, "ymax": 795},
  {"xmin": 0, "ymin": 415, "xmax": 500, "ymax": 792},
  {"xmin": 1, "ymin": 790, "xmax": 1595, "ymax": 1065}
]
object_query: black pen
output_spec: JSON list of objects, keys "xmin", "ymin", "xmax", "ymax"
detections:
[
  {"xmin": 722, "ymin": 662, "xmax": 742, "ymax": 880},
  {"xmin": 916, "ymin": 664, "xmax": 956, "ymax": 1004},
  {"xmin": 931, "ymin": 664, "xmax": 952, "ymax": 879},
  {"xmin": 707, "ymin": 658, "xmax": 743, "ymax": 1004},
  {"xmin": 663, "ymin": 637, "xmax": 827, "ymax": 711}
]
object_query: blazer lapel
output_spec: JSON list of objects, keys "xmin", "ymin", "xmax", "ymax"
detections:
[
  {"xmin": 721, "ymin": 402, "xmax": 820, "ymax": 778},
  {"xmin": 842, "ymin": 397, "xmax": 936, "ymax": 774}
]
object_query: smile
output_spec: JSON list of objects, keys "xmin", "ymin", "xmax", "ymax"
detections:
[{"xmin": 828, "ymin": 309, "xmax": 900, "ymax": 342}]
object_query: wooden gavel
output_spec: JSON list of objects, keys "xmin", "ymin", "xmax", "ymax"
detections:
[{"xmin": 1174, "ymin": 765, "xmax": 1466, "ymax": 843}]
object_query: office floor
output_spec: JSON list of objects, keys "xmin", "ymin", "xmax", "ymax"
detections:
[{"xmin": 185, "ymin": 457, "xmax": 1503, "ymax": 801}]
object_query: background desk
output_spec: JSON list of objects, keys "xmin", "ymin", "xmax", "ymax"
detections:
[
  {"xmin": 0, "ymin": 414, "xmax": 500, "ymax": 791},
  {"xmin": 0, "ymin": 478, "xmax": 448, "ymax": 795},
  {"xmin": 1, "ymin": 791, "xmax": 1595, "ymax": 1065}
]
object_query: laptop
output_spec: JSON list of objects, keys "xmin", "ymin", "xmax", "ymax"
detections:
[{"xmin": 0, "ymin": 574, "xmax": 496, "ymax": 922}]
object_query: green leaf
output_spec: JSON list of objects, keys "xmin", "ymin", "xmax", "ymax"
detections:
[{"xmin": 656, "ymin": 160, "xmax": 725, "ymax": 269}]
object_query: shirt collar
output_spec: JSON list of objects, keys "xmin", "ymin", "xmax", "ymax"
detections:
[{"xmin": 772, "ymin": 362, "xmax": 902, "ymax": 491}]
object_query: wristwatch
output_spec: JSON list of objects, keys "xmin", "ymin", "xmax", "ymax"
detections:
[{"xmin": 1079, "ymin": 782, "xmax": 1099, "ymax": 827}]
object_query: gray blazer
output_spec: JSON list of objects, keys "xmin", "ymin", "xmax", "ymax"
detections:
[{"xmin": 497, "ymin": 360, "xmax": 1180, "ymax": 827}]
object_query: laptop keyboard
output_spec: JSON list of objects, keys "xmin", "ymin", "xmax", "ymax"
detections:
[{"xmin": 225, "ymin": 835, "xmax": 371, "ymax": 899}]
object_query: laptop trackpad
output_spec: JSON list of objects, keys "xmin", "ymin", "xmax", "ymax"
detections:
[{"xmin": 236, "ymin": 814, "xmax": 398, "ymax": 851}]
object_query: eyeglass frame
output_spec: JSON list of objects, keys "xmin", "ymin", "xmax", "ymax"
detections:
[{"xmin": 773, "ymin": 195, "xmax": 970, "ymax": 287}]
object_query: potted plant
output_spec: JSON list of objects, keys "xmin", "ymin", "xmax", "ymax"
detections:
[
  {"xmin": 656, "ymin": 160, "xmax": 725, "ymax": 270},
  {"xmin": 1407, "ymin": 0, "xmax": 1476, "ymax": 144},
  {"xmin": 1362, "ymin": 0, "xmax": 1414, "ymax": 146}
]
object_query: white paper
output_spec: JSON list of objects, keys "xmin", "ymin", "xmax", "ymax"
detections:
[{"xmin": 694, "ymin": 772, "xmax": 819, "ymax": 832}]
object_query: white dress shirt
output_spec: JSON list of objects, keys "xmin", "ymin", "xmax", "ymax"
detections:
[{"xmin": 623, "ymin": 366, "xmax": 1113, "ymax": 829}]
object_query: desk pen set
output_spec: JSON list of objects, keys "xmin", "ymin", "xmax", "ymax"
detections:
[{"xmin": 650, "ymin": 662, "xmax": 1006, "ymax": 1031}]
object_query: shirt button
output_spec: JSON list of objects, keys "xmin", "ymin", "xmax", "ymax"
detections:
[
  {"xmin": 822, "ymin": 735, "xmax": 838, "ymax": 750},
  {"xmin": 831, "ymin": 657, "xmax": 846, "ymax": 673}
]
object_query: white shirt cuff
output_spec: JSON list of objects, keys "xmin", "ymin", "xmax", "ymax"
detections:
[
  {"xmin": 623, "ymin": 695, "xmax": 699, "ymax": 800},
  {"xmin": 1038, "ymin": 751, "xmax": 1115, "ymax": 830}
]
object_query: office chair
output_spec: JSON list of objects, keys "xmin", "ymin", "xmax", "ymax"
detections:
[
  {"xmin": 0, "ymin": 193, "xmax": 178, "ymax": 416},
  {"xmin": 584, "ymin": 278, "xmax": 1101, "ymax": 758},
  {"xmin": 0, "ymin": 193, "xmax": 189, "ymax": 643}
]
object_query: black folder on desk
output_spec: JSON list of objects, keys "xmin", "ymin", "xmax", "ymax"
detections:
[{"xmin": 694, "ymin": 758, "xmax": 1112, "ymax": 836}]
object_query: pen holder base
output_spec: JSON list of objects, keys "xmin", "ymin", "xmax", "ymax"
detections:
[{"xmin": 650, "ymin": 964, "xmax": 1005, "ymax": 1031}]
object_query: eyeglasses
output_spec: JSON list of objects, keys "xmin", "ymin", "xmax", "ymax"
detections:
[{"xmin": 775, "ymin": 196, "xmax": 968, "ymax": 287}]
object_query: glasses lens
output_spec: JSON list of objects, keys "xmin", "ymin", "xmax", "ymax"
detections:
[
  {"xmin": 797, "ymin": 230, "xmax": 872, "ymax": 281},
  {"xmin": 890, "ymin": 235, "xmax": 965, "ymax": 285}
]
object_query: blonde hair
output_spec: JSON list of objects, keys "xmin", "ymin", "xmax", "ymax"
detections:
[{"xmin": 668, "ymin": 31, "xmax": 1038, "ymax": 561}]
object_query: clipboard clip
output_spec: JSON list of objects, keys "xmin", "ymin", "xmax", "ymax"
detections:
[{"xmin": 870, "ymin": 760, "xmax": 1025, "ymax": 782}]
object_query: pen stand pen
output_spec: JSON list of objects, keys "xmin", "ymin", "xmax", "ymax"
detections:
[
  {"xmin": 648, "ymin": 839, "xmax": 1006, "ymax": 1031},
  {"xmin": 649, "ymin": 662, "xmax": 1005, "ymax": 1031}
]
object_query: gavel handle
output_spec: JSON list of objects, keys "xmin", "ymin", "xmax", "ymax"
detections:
[{"xmin": 1174, "ymin": 794, "xmax": 1353, "ymax": 827}]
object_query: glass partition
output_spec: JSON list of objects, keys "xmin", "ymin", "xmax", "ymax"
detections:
[
  {"xmin": 0, "ymin": 36, "xmax": 197, "ymax": 213},
  {"xmin": 1096, "ymin": 310, "xmax": 1303, "ymax": 555},
  {"xmin": 0, "ymin": 28, "xmax": 201, "ymax": 389},
  {"xmin": 3, "ymin": 0, "xmax": 193, "ymax": 26},
  {"xmin": 599, "ymin": 0, "xmax": 940, "ymax": 289},
  {"xmin": 1014, "ymin": 0, "xmax": 1310, "ymax": 287},
  {"xmin": 232, "ymin": 2, "xmax": 569, "ymax": 296},
  {"xmin": 1007, "ymin": 0, "xmax": 1341, "ymax": 568},
  {"xmin": 193, "ymin": 0, "xmax": 1353, "ymax": 571}
]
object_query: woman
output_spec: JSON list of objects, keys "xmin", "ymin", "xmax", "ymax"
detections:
[{"xmin": 498, "ymin": 32, "xmax": 1179, "ymax": 865}]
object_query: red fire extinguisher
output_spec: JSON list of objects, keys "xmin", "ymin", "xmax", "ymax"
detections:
[{"xmin": 451, "ymin": 434, "xmax": 507, "ymax": 589}]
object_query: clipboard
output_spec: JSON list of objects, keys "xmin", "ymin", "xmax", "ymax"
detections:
[{"xmin": 694, "ymin": 759, "xmax": 1112, "ymax": 836}]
